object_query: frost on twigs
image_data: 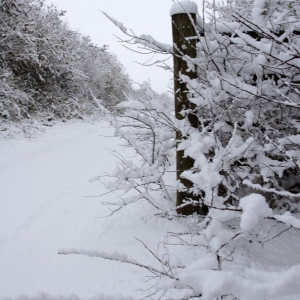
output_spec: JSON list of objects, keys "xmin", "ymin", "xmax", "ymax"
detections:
[
  {"xmin": 99, "ymin": 0, "xmax": 300, "ymax": 298},
  {"xmin": 98, "ymin": 82, "xmax": 176, "ymax": 216},
  {"xmin": 135, "ymin": 34, "xmax": 172, "ymax": 53},
  {"xmin": 102, "ymin": 12, "xmax": 128, "ymax": 33},
  {"xmin": 102, "ymin": 12, "xmax": 172, "ymax": 55}
]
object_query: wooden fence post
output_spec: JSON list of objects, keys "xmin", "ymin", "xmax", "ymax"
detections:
[{"xmin": 171, "ymin": 1, "xmax": 199, "ymax": 215}]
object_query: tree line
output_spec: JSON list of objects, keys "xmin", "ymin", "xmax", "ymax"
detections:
[{"xmin": 0, "ymin": 0, "xmax": 131, "ymax": 123}]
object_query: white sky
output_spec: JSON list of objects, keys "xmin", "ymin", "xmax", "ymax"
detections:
[{"xmin": 44, "ymin": 0, "xmax": 176, "ymax": 93}]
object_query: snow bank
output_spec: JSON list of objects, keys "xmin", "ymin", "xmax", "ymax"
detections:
[{"xmin": 170, "ymin": 1, "xmax": 198, "ymax": 16}]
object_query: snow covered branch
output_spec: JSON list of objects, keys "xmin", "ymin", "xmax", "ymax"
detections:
[{"xmin": 97, "ymin": 1, "xmax": 300, "ymax": 299}]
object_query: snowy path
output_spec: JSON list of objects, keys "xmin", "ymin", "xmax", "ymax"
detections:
[{"xmin": 0, "ymin": 121, "xmax": 159, "ymax": 299}]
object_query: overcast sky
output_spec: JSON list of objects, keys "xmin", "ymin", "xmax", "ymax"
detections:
[{"xmin": 44, "ymin": 0, "xmax": 178, "ymax": 93}]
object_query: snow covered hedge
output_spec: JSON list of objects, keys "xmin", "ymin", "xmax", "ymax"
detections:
[{"xmin": 0, "ymin": 0, "xmax": 131, "ymax": 124}]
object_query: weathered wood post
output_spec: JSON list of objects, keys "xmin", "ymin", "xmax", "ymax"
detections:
[{"xmin": 171, "ymin": 1, "xmax": 199, "ymax": 215}]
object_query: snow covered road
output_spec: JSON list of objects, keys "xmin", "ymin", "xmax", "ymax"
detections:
[{"xmin": 0, "ymin": 121, "xmax": 157, "ymax": 299}]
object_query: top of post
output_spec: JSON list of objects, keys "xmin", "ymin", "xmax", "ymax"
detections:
[{"xmin": 170, "ymin": 1, "xmax": 198, "ymax": 16}]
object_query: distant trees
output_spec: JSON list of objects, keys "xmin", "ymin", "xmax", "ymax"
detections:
[{"xmin": 0, "ymin": 0, "xmax": 131, "ymax": 122}]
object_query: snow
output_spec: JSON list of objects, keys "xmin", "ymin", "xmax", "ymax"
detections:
[
  {"xmin": 0, "ymin": 120, "xmax": 300, "ymax": 300},
  {"xmin": 274, "ymin": 212, "xmax": 300, "ymax": 229},
  {"xmin": 240, "ymin": 193, "xmax": 272, "ymax": 232},
  {"xmin": 244, "ymin": 110, "xmax": 255, "ymax": 128},
  {"xmin": 101, "ymin": 12, "xmax": 127, "ymax": 33},
  {"xmin": 3, "ymin": 293, "xmax": 134, "ymax": 300},
  {"xmin": 177, "ymin": 264, "xmax": 300, "ymax": 300},
  {"xmin": 170, "ymin": 1, "xmax": 198, "ymax": 16},
  {"xmin": 252, "ymin": 0, "xmax": 279, "ymax": 26},
  {"xmin": 243, "ymin": 179, "xmax": 300, "ymax": 198},
  {"xmin": 135, "ymin": 34, "xmax": 172, "ymax": 53},
  {"xmin": 0, "ymin": 120, "xmax": 177, "ymax": 299}
]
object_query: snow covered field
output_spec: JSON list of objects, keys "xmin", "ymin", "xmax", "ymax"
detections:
[
  {"xmin": 0, "ymin": 120, "xmax": 300, "ymax": 300},
  {"xmin": 0, "ymin": 120, "xmax": 174, "ymax": 299}
]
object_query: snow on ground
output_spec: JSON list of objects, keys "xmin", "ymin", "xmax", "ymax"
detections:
[
  {"xmin": 0, "ymin": 120, "xmax": 179, "ymax": 299},
  {"xmin": 0, "ymin": 120, "xmax": 300, "ymax": 300}
]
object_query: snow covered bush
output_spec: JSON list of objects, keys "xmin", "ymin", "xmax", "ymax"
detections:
[
  {"xmin": 0, "ymin": 68, "xmax": 33, "ymax": 121},
  {"xmin": 0, "ymin": 0, "xmax": 131, "ymax": 123},
  {"xmin": 194, "ymin": 0, "xmax": 300, "ymax": 212},
  {"xmin": 102, "ymin": 0, "xmax": 300, "ymax": 211},
  {"xmin": 95, "ymin": 82, "xmax": 176, "ymax": 214}
]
